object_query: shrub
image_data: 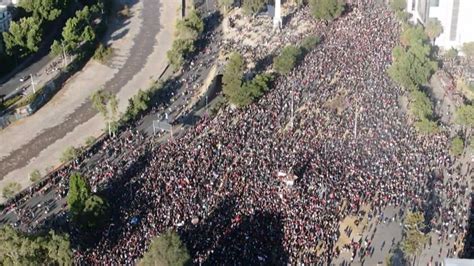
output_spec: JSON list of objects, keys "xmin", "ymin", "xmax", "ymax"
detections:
[
  {"xmin": 30, "ymin": 169, "xmax": 42, "ymax": 182},
  {"xmin": 93, "ymin": 44, "xmax": 113, "ymax": 64},
  {"xmin": 309, "ymin": 0, "xmax": 344, "ymax": 21},
  {"xmin": 2, "ymin": 182, "xmax": 21, "ymax": 198},
  {"xmin": 60, "ymin": 146, "xmax": 80, "ymax": 164},
  {"xmin": 301, "ymin": 36, "xmax": 320, "ymax": 53}
]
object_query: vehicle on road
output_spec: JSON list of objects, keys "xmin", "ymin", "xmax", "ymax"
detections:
[{"xmin": 19, "ymin": 75, "xmax": 30, "ymax": 82}]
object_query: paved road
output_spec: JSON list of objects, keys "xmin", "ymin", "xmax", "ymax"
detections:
[
  {"xmin": 0, "ymin": 0, "xmax": 164, "ymax": 179},
  {"xmin": 0, "ymin": 15, "xmax": 224, "ymax": 230}
]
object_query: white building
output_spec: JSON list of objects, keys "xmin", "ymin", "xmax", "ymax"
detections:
[{"xmin": 406, "ymin": 0, "xmax": 474, "ymax": 50}]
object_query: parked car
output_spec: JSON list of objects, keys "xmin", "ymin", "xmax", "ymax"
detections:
[{"xmin": 19, "ymin": 75, "xmax": 30, "ymax": 82}]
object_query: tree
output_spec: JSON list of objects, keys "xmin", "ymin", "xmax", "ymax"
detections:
[
  {"xmin": 82, "ymin": 195, "xmax": 108, "ymax": 228},
  {"xmin": 140, "ymin": 230, "xmax": 190, "ymax": 266},
  {"xmin": 222, "ymin": 53, "xmax": 244, "ymax": 102},
  {"xmin": 300, "ymin": 35, "xmax": 320, "ymax": 53},
  {"xmin": 401, "ymin": 211, "xmax": 428, "ymax": 261},
  {"xmin": 58, "ymin": 6, "xmax": 96, "ymax": 54},
  {"xmin": 424, "ymin": 18, "xmax": 443, "ymax": 42},
  {"xmin": 167, "ymin": 38, "xmax": 195, "ymax": 68},
  {"xmin": 242, "ymin": 0, "xmax": 266, "ymax": 16},
  {"xmin": 91, "ymin": 89, "xmax": 110, "ymax": 117},
  {"xmin": 388, "ymin": 42, "xmax": 437, "ymax": 89},
  {"xmin": 450, "ymin": 136, "xmax": 464, "ymax": 156},
  {"xmin": 67, "ymin": 172, "xmax": 91, "ymax": 220},
  {"xmin": 409, "ymin": 90, "xmax": 433, "ymax": 120},
  {"xmin": 2, "ymin": 17, "xmax": 42, "ymax": 57},
  {"xmin": 0, "ymin": 225, "xmax": 72, "ymax": 265},
  {"xmin": 400, "ymin": 25, "xmax": 428, "ymax": 47},
  {"xmin": 273, "ymin": 45, "xmax": 302, "ymax": 75},
  {"xmin": 389, "ymin": 0, "xmax": 406, "ymax": 12},
  {"xmin": 455, "ymin": 104, "xmax": 474, "ymax": 126},
  {"xmin": 414, "ymin": 118, "xmax": 439, "ymax": 135},
  {"xmin": 309, "ymin": 0, "xmax": 344, "ymax": 21},
  {"xmin": 19, "ymin": 0, "xmax": 70, "ymax": 21},
  {"xmin": 462, "ymin": 42, "xmax": 474, "ymax": 60}
]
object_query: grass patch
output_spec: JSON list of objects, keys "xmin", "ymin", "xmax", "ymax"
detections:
[
  {"xmin": 60, "ymin": 146, "xmax": 80, "ymax": 164},
  {"xmin": 450, "ymin": 136, "xmax": 464, "ymax": 156}
]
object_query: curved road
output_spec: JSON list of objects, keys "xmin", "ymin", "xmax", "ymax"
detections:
[{"xmin": 0, "ymin": 0, "xmax": 166, "ymax": 179}]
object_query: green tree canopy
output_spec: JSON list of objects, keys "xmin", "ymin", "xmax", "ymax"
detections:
[
  {"xmin": 455, "ymin": 104, "xmax": 474, "ymax": 126},
  {"xmin": 300, "ymin": 35, "xmax": 320, "ymax": 53},
  {"xmin": 309, "ymin": 0, "xmax": 344, "ymax": 21},
  {"xmin": 242, "ymin": 0, "xmax": 266, "ymax": 16},
  {"xmin": 273, "ymin": 45, "xmax": 302, "ymax": 75},
  {"xmin": 2, "ymin": 17, "xmax": 42, "ymax": 57},
  {"xmin": 177, "ymin": 10, "xmax": 204, "ymax": 39},
  {"xmin": 0, "ymin": 225, "xmax": 72, "ymax": 265},
  {"xmin": 19, "ymin": 0, "xmax": 70, "ymax": 21},
  {"xmin": 56, "ymin": 6, "xmax": 96, "ymax": 54},
  {"xmin": 82, "ymin": 195, "xmax": 108, "ymax": 228},
  {"xmin": 414, "ymin": 118, "xmax": 439, "ymax": 135},
  {"xmin": 140, "ymin": 230, "xmax": 190, "ymax": 266},
  {"xmin": 409, "ymin": 90, "xmax": 433, "ymax": 120},
  {"xmin": 389, "ymin": 0, "xmax": 406, "ymax": 12},
  {"xmin": 388, "ymin": 42, "xmax": 437, "ymax": 89},
  {"xmin": 401, "ymin": 211, "xmax": 428, "ymax": 259},
  {"xmin": 67, "ymin": 172, "xmax": 91, "ymax": 220},
  {"xmin": 167, "ymin": 38, "xmax": 195, "ymax": 68},
  {"xmin": 400, "ymin": 25, "xmax": 428, "ymax": 47},
  {"xmin": 424, "ymin": 18, "xmax": 443, "ymax": 41},
  {"xmin": 222, "ymin": 52, "xmax": 245, "ymax": 102}
]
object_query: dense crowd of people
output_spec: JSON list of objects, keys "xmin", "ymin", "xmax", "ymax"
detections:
[
  {"xmin": 1, "ymin": 2, "xmax": 471, "ymax": 265},
  {"xmin": 73, "ymin": 4, "xmax": 470, "ymax": 265}
]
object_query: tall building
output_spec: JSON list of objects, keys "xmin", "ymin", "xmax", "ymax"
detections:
[{"xmin": 405, "ymin": 0, "xmax": 474, "ymax": 49}]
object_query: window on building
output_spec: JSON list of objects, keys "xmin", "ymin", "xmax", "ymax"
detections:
[{"xmin": 430, "ymin": 0, "xmax": 439, "ymax": 7}]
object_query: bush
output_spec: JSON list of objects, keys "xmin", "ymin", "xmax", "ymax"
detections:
[
  {"xmin": 301, "ymin": 35, "xmax": 320, "ymax": 53},
  {"xmin": 93, "ymin": 44, "xmax": 113, "ymax": 64},
  {"xmin": 273, "ymin": 45, "xmax": 302, "ymax": 75},
  {"xmin": 2, "ymin": 182, "xmax": 21, "ymax": 198},
  {"xmin": 85, "ymin": 136, "xmax": 96, "ymax": 147},
  {"xmin": 30, "ymin": 169, "xmax": 42, "ymax": 182},
  {"xmin": 60, "ymin": 146, "xmax": 80, "ymax": 164},
  {"xmin": 450, "ymin": 136, "xmax": 464, "ymax": 156}
]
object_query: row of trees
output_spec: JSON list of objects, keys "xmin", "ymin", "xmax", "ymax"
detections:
[
  {"xmin": 235, "ymin": 0, "xmax": 344, "ymax": 21},
  {"xmin": 167, "ymin": 10, "xmax": 204, "ymax": 68},
  {"xmin": 50, "ymin": 3, "xmax": 105, "ymax": 58},
  {"xmin": 2, "ymin": 0, "xmax": 72, "ymax": 58},
  {"xmin": 388, "ymin": 23, "xmax": 440, "ymax": 134},
  {"xmin": 0, "ymin": 225, "xmax": 72, "ymax": 265}
]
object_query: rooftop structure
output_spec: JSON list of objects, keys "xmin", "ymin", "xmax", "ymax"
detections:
[{"xmin": 406, "ymin": 0, "xmax": 474, "ymax": 49}]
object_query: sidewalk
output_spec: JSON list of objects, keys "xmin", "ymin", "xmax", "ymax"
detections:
[{"xmin": 0, "ymin": 0, "xmax": 179, "ymax": 202}]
